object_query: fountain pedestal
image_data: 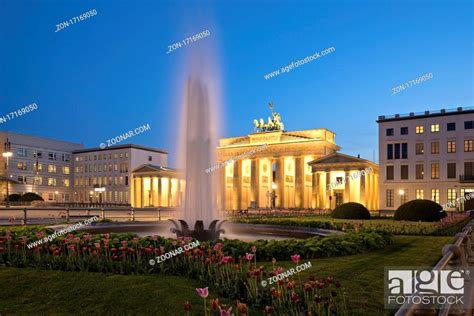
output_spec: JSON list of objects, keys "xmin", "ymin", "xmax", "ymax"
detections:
[{"xmin": 169, "ymin": 219, "xmax": 226, "ymax": 241}]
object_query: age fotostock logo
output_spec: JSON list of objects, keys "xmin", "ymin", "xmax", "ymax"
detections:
[{"xmin": 385, "ymin": 267, "xmax": 469, "ymax": 310}]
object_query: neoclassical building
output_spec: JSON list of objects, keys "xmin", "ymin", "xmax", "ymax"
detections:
[
  {"xmin": 129, "ymin": 111, "xmax": 379, "ymax": 210},
  {"xmin": 216, "ymin": 128, "xmax": 378, "ymax": 210},
  {"xmin": 131, "ymin": 165, "xmax": 184, "ymax": 208}
]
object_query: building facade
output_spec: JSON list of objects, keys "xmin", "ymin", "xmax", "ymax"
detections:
[
  {"xmin": 131, "ymin": 165, "xmax": 184, "ymax": 208},
  {"xmin": 72, "ymin": 145, "xmax": 168, "ymax": 204},
  {"xmin": 378, "ymin": 107, "xmax": 474, "ymax": 210},
  {"xmin": 0, "ymin": 131, "xmax": 83, "ymax": 202}
]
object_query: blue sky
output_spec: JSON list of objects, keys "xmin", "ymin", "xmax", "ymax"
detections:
[{"xmin": 0, "ymin": 0, "xmax": 472, "ymax": 165}]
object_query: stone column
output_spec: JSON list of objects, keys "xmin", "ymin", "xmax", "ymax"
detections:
[
  {"xmin": 140, "ymin": 177, "xmax": 144, "ymax": 208},
  {"xmin": 367, "ymin": 173, "xmax": 372, "ymax": 210},
  {"xmin": 311, "ymin": 172, "xmax": 318, "ymax": 208},
  {"xmin": 168, "ymin": 178, "xmax": 172, "ymax": 207},
  {"xmin": 295, "ymin": 157, "xmax": 303, "ymax": 208},
  {"xmin": 360, "ymin": 173, "xmax": 366, "ymax": 207},
  {"xmin": 275, "ymin": 157, "xmax": 285, "ymax": 208},
  {"xmin": 324, "ymin": 171, "xmax": 336, "ymax": 209},
  {"xmin": 150, "ymin": 177, "xmax": 155, "ymax": 206},
  {"xmin": 157, "ymin": 177, "xmax": 162, "ymax": 207},
  {"xmin": 250, "ymin": 158, "xmax": 259, "ymax": 208},
  {"xmin": 232, "ymin": 160, "xmax": 242, "ymax": 210},
  {"xmin": 318, "ymin": 172, "xmax": 327, "ymax": 209},
  {"xmin": 344, "ymin": 171, "xmax": 350, "ymax": 203}
]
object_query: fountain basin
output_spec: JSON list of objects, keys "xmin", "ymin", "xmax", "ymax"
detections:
[{"xmin": 50, "ymin": 221, "xmax": 342, "ymax": 242}]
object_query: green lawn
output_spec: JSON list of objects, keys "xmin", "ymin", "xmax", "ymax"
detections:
[
  {"xmin": 0, "ymin": 236, "xmax": 452, "ymax": 315},
  {"xmin": 237, "ymin": 214, "xmax": 438, "ymax": 228}
]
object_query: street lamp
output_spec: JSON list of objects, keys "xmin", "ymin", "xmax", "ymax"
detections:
[
  {"xmin": 3, "ymin": 139, "xmax": 12, "ymax": 207},
  {"xmin": 398, "ymin": 189, "xmax": 405, "ymax": 195}
]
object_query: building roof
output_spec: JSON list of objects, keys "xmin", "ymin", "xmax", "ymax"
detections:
[
  {"xmin": 377, "ymin": 106, "xmax": 474, "ymax": 123},
  {"xmin": 308, "ymin": 152, "xmax": 378, "ymax": 171},
  {"xmin": 132, "ymin": 164, "xmax": 179, "ymax": 173},
  {"xmin": 73, "ymin": 144, "xmax": 167, "ymax": 155}
]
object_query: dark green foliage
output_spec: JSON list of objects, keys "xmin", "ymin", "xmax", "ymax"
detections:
[
  {"xmin": 394, "ymin": 199, "xmax": 443, "ymax": 222},
  {"xmin": 465, "ymin": 199, "xmax": 474, "ymax": 211},
  {"xmin": 19, "ymin": 192, "xmax": 44, "ymax": 202},
  {"xmin": 331, "ymin": 202, "xmax": 370, "ymax": 219},
  {"xmin": 6, "ymin": 194, "xmax": 21, "ymax": 202}
]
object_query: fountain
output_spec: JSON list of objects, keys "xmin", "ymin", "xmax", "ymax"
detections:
[{"xmin": 169, "ymin": 77, "xmax": 226, "ymax": 241}]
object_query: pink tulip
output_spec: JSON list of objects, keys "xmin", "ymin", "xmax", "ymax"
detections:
[
  {"xmin": 245, "ymin": 253, "xmax": 254, "ymax": 261},
  {"xmin": 152, "ymin": 235, "xmax": 158, "ymax": 241},
  {"xmin": 219, "ymin": 306, "xmax": 232, "ymax": 316},
  {"xmin": 213, "ymin": 243, "xmax": 224, "ymax": 251},
  {"xmin": 251, "ymin": 245, "xmax": 257, "ymax": 253},
  {"xmin": 291, "ymin": 254, "xmax": 300, "ymax": 264},
  {"xmin": 196, "ymin": 287, "xmax": 209, "ymax": 298}
]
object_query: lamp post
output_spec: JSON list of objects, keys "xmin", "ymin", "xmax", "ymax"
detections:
[{"xmin": 3, "ymin": 139, "xmax": 12, "ymax": 207}]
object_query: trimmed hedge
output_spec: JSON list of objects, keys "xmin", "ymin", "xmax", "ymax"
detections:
[
  {"xmin": 6, "ymin": 194, "xmax": 21, "ymax": 202},
  {"xmin": 394, "ymin": 200, "xmax": 443, "ymax": 222},
  {"xmin": 331, "ymin": 202, "xmax": 370, "ymax": 219},
  {"xmin": 19, "ymin": 192, "xmax": 44, "ymax": 202}
]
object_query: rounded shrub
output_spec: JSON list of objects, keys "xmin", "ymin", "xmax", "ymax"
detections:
[
  {"xmin": 19, "ymin": 192, "xmax": 44, "ymax": 202},
  {"xmin": 394, "ymin": 199, "xmax": 443, "ymax": 222},
  {"xmin": 465, "ymin": 198, "xmax": 474, "ymax": 212},
  {"xmin": 331, "ymin": 202, "xmax": 371, "ymax": 219},
  {"xmin": 6, "ymin": 193, "xmax": 21, "ymax": 202}
]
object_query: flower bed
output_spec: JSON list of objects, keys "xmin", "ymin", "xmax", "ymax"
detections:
[
  {"xmin": 233, "ymin": 213, "xmax": 471, "ymax": 236},
  {"xmin": 0, "ymin": 227, "xmax": 391, "ymax": 315}
]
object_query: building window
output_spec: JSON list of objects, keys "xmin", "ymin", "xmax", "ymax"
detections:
[
  {"xmin": 17, "ymin": 175, "xmax": 26, "ymax": 184},
  {"xmin": 447, "ymin": 163, "xmax": 456, "ymax": 179},
  {"xmin": 386, "ymin": 189, "xmax": 394, "ymax": 207},
  {"xmin": 63, "ymin": 166, "xmax": 70, "ymax": 175},
  {"xmin": 416, "ymin": 143, "xmax": 424, "ymax": 155},
  {"xmin": 62, "ymin": 154, "xmax": 71, "ymax": 162},
  {"xmin": 387, "ymin": 144, "xmax": 393, "ymax": 160},
  {"xmin": 431, "ymin": 142, "xmax": 439, "ymax": 154},
  {"xmin": 48, "ymin": 178, "xmax": 57, "ymax": 186},
  {"xmin": 401, "ymin": 165, "xmax": 409, "ymax": 180},
  {"xmin": 386, "ymin": 128, "xmax": 394, "ymax": 136},
  {"xmin": 148, "ymin": 156, "xmax": 153, "ymax": 161},
  {"xmin": 447, "ymin": 141, "xmax": 456, "ymax": 153},
  {"xmin": 125, "ymin": 152, "xmax": 129, "ymax": 158},
  {"xmin": 35, "ymin": 163, "xmax": 42, "ymax": 172},
  {"xmin": 48, "ymin": 193, "xmax": 54, "ymax": 201},
  {"xmin": 465, "ymin": 162, "xmax": 474, "ymax": 178},
  {"xmin": 35, "ymin": 177, "xmax": 43, "ymax": 185},
  {"xmin": 447, "ymin": 189, "xmax": 457, "ymax": 205},
  {"xmin": 48, "ymin": 164, "xmax": 57, "ymax": 173},
  {"xmin": 16, "ymin": 162, "xmax": 27, "ymax": 170},
  {"xmin": 400, "ymin": 190, "xmax": 408, "ymax": 204},
  {"xmin": 465, "ymin": 140, "xmax": 473, "ymax": 152},
  {"xmin": 416, "ymin": 189, "xmax": 424, "ymax": 199},
  {"xmin": 416, "ymin": 125, "xmax": 424, "ymax": 134},
  {"xmin": 401, "ymin": 127, "xmax": 408, "ymax": 135},
  {"xmin": 395, "ymin": 144, "xmax": 400, "ymax": 159},
  {"xmin": 431, "ymin": 163, "xmax": 440, "ymax": 179},
  {"xmin": 63, "ymin": 179, "xmax": 70, "ymax": 187},
  {"xmin": 447, "ymin": 122, "xmax": 456, "ymax": 131},
  {"xmin": 431, "ymin": 124, "xmax": 440, "ymax": 132},
  {"xmin": 431, "ymin": 189, "xmax": 440, "ymax": 204},
  {"xmin": 33, "ymin": 150, "xmax": 42, "ymax": 158},
  {"xmin": 386, "ymin": 166, "xmax": 394, "ymax": 180},
  {"xmin": 465, "ymin": 121, "xmax": 474, "ymax": 129},
  {"xmin": 17, "ymin": 148, "xmax": 27, "ymax": 157},
  {"xmin": 401, "ymin": 143, "xmax": 408, "ymax": 159},
  {"xmin": 416, "ymin": 164, "xmax": 424, "ymax": 179},
  {"xmin": 125, "ymin": 176, "xmax": 129, "ymax": 186}
]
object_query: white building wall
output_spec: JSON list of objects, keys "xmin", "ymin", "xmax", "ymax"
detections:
[{"xmin": 378, "ymin": 108, "xmax": 474, "ymax": 210}]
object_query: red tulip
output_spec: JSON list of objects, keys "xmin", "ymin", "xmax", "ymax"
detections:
[
  {"xmin": 291, "ymin": 254, "xmax": 300, "ymax": 264},
  {"xmin": 183, "ymin": 301, "xmax": 192, "ymax": 311}
]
